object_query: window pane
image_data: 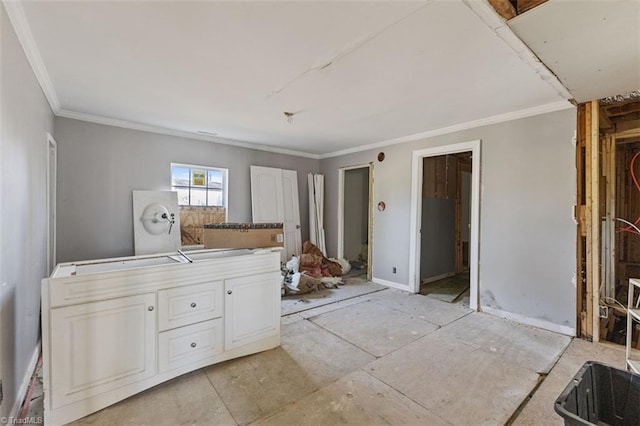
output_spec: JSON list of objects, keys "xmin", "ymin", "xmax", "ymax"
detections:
[
  {"xmin": 171, "ymin": 166, "xmax": 190, "ymax": 187},
  {"xmin": 208, "ymin": 170, "xmax": 224, "ymax": 189},
  {"xmin": 191, "ymin": 169, "xmax": 206, "ymax": 186},
  {"xmin": 190, "ymin": 188, "xmax": 207, "ymax": 206},
  {"xmin": 174, "ymin": 188, "xmax": 190, "ymax": 206},
  {"xmin": 207, "ymin": 189, "xmax": 223, "ymax": 206}
]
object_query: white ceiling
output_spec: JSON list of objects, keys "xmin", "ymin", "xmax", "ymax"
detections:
[
  {"xmin": 11, "ymin": 1, "xmax": 582, "ymax": 157},
  {"xmin": 509, "ymin": 0, "xmax": 640, "ymax": 104}
]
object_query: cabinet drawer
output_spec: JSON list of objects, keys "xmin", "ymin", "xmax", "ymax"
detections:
[
  {"xmin": 158, "ymin": 281, "xmax": 223, "ymax": 331},
  {"xmin": 158, "ymin": 319, "xmax": 223, "ymax": 373}
]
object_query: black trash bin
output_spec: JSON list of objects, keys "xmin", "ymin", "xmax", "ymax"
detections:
[{"xmin": 555, "ymin": 361, "xmax": 640, "ymax": 425}]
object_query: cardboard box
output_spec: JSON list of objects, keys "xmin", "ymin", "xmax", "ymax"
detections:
[{"xmin": 203, "ymin": 223, "xmax": 284, "ymax": 249}]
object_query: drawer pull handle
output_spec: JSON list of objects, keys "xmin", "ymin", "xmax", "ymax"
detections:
[
  {"xmin": 148, "ymin": 306, "xmax": 154, "ymax": 311},
  {"xmin": 227, "ymin": 290, "xmax": 232, "ymax": 295},
  {"xmin": 190, "ymin": 302, "xmax": 197, "ymax": 308},
  {"xmin": 190, "ymin": 342, "xmax": 197, "ymax": 348}
]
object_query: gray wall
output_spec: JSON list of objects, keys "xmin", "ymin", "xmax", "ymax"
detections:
[
  {"xmin": 420, "ymin": 197, "xmax": 455, "ymax": 279},
  {"xmin": 320, "ymin": 109, "xmax": 577, "ymax": 331},
  {"xmin": 343, "ymin": 168, "xmax": 369, "ymax": 261},
  {"xmin": 1, "ymin": 5, "xmax": 55, "ymax": 418},
  {"xmin": 54, "ymin": 118, "xmax": 319, "ymax": 263}
]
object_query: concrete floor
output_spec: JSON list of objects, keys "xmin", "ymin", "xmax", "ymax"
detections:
[{"xmin": 36, "ymin": 286, "xmax": 625, "ymax": 425}]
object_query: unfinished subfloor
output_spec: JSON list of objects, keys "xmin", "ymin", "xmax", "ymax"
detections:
[{"xmin": 31, "ymin": 286, "xmax": 625, "ymax": 425}]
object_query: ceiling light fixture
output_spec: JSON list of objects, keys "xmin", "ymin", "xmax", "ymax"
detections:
[{"xmin": 283, "ymin": 112, "xmax": 294, "ymax": 124}]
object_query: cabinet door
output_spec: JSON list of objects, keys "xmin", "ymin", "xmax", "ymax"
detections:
[
  {"xmin": 50, "ymin": 293, "xmax": 156, "ymax": 409},
  {"xmin": 225, "ymin": 271, "xmax": 280, "ymax": 350}
]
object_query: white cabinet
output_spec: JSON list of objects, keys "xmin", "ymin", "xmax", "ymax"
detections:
[
  {"xmin": 225, "ymin": 271, "xmax": 281, "ymax": 350},
  {"xmin": 49, "ymin": 293, "xmax": 157, "ymax": 409},
  {"xmin": 42, "ymin": 248, "xmax": 281, "ymax": 425}
]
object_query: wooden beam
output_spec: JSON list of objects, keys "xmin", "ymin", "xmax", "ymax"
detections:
[
  {"xmin": 605, "ymin": 101, "xmax": 640, "ymax": 118},
  {"xmin": 616, "ymin": 119, "xmax": 640, "ymax": 135},
  {"xmin": 590, "ymin": 100, "xmax": 601, "ymax": 342},
  {"xmin": 584, "ymin": 103, "xmax": 594, "ymax": 340},
  {"xmin": 488, "ymin": 0, "xmax": 516, "ymax": 20},
  {"xmin": 599, "ymin": 107, "xmax": 614, "ymax": 130},
  {"xmin": 616, "ymin": 128, "xmax": 640, "ymax": 140},
  {"xmin": 516, "ymin": 0, "xmax": 549, "ymax": 14}
]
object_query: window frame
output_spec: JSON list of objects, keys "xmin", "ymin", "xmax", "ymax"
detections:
[{"xmin": 170, "ymin": 162, "xmax": 229, "ymax": 212}]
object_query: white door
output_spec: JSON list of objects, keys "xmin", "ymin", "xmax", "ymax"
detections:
[
  {"xmin": 250, "ymin": 166, "xmax": 301, "ymax": 259},
  {"xmin": 224, "ymin": 272, "xmax": 280, "ymax": 350},
  {"xmin": 281, "ymin": 170, "xmax": 302, "ymax": 259},
  {"xmin": 250, "ymin": 166, "xmax": 284, "ymax": 223}
]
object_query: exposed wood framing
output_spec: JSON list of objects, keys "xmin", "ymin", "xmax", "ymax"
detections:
[
  {"xmin": 516, "ymin": 0, "xmax": 549, "ymax": 14},
  {"xmin": 606, "ymin": 101, "xmax": 640, "ymax": 118},
  {"xmin": 616, "ymin": 129, "xmax": 640, "ymax": 140},
  {"xmin": 488, "ymin": 0, "xmax": 549, "ymax": 18},
  {"xmin": 617, "ymin": 120, "xmax": 640, "ymax": 134},
  {"xmin": 487, "ymin": 0, "xmax": 516, "ymax": 20},
  {"xmin": 599, "ymin": 107, "xmax": 615, "ymax": 130},
  {"xmin": 579, "ymin": 101, "xmax": 602, "ymax": 340},
  {"xmin": 582, "ymin": 103, "xmax": 595, "ymax": 339},
  {"xmin": 582, "ymin": 93, "xmax": 640, "ymax": 344},
  {"xmin": 589, "ymin": 100, "xmax": 601, "ymax": 342},
  {"xmin": 577, "ymin": 104, "xmax": 587, "ymax": 337}
]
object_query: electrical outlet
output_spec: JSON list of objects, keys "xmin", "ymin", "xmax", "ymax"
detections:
[
  {"xmin": 392, "ymin": 267, "xmax": 396, "ymax": 274},
  {"xmin": 599, "ymin": 305, "xmax": 609, "ymax": 319}
]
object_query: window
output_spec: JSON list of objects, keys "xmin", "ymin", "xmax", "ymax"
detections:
[
  {"xmin": 171, "ymin": 163, "xmax": 228, "ymax": 207},
  {"xmin": 171, "ymin": 163, "xmax": 228, "ymax": 246}
]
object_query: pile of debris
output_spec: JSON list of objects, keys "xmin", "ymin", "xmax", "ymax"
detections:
[{"xmin": 282, "ymin": 241, "xmax": 351, "ymax": 296}]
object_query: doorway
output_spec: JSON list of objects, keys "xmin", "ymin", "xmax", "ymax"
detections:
[
  {"xmin": 408, "ymin": 140, "xmax": 481, "ymax": 310},
  {"xmin": 418, "ymin": 152, "xmax": 472, "ymax": 303},
  {"xmin": 576, "ymin": 98, "xmax": 640, "ymax": 342},
  {"xmin": 338, "ymin": 164, "xmax": 373, "ymax": 280}
]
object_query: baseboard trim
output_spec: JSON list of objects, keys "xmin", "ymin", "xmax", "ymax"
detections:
[
  {"xmin": 482, "ymin": 306, "xmax": 576, "ymax": 336},
  {"xmin": 421, "ymin": 272, "xmax": 455, "ymax": 284},
  {"xmin": 9, "ymin": 341, "xmax": 41, "ymax": 419},
  {"xmin": 372, "ymin": 277, "xmax": 411, "ymax": 292}
]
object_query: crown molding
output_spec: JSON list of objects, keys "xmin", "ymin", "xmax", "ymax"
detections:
[
  {"xmin": 3, "ymin": 0, "xmax": 60, "ymax": 112},
  {"xmin": 57, "ymin": 109, "xmax": 321, "ymax": 160},
  {"xmin": 319, "ymin": 100, "xmax": 574, "ymax": 159}
]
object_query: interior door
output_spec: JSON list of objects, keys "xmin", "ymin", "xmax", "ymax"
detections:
[
  {"xmin": 250, "ymin": 166, "xmax": 284, "ymax": 224},
  {"xmin": 280, "ymin": 170, "xmax": 302, "ymax": 259},
  {"xmin": 250, "ymin": 166, "xmax": 301, "ymax": 259}
]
